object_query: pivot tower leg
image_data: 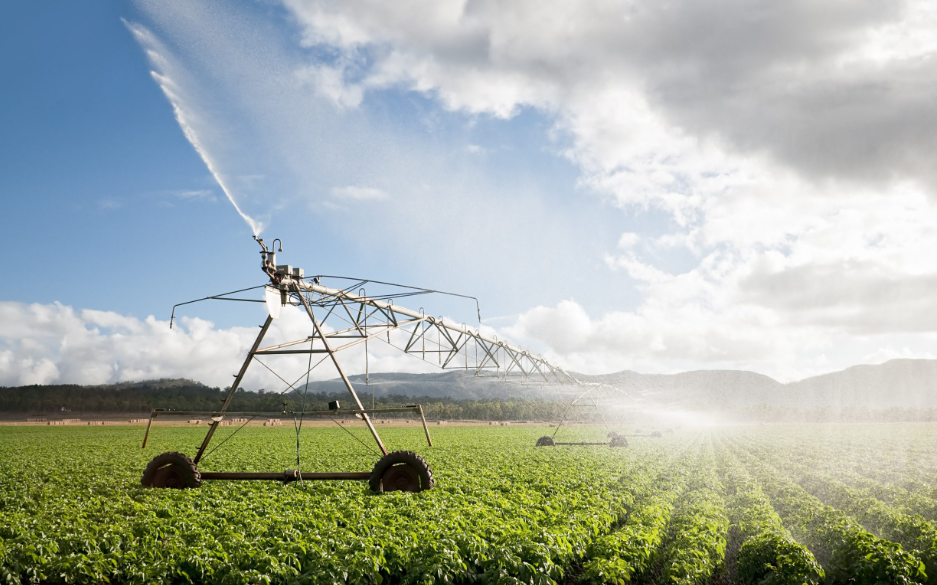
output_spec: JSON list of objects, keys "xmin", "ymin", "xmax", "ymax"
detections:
[
  {"xmin": 194, "ymin": 316, "xmax": 274, "ymax": 464},
  {"xmin": 294, "ymin": 285, "xmax": 388, "ymax": 455}
]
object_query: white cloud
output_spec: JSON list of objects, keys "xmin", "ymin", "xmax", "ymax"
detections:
[
  {"xmin": 864, "ymin": 345, "xmax": 936, "ymax": 365},
  {"xmin": 605, "ymin": 253, "xmax": 673, "ymax": 285},
  {"xmin": 331, "ymin": 185, "xmax": 389, "ymax": 201},
  {"xmin": 295, "ymin": 63, "xmax": 364, "ymax": 108},
  {"xmin": 173, "ymin": 189, "xmax": 216, "ymax": 201},
  {"xmin": 617, "ymin": 232, "xmax": 640, "ymax": 250},
  {"xmin": 275, "ymin": 0, "xmax": 937, "ymax": 380},
  {"xmin": 117, "ymin": 1, "xmax": 937, "ymax": 380},
  {"xmin": 284, "ymin": 0, "xmax": 937, "ymax": 193},
  {"xmin": 505, "ymin": 188, "xmax": 937, "ymax": 379},
  {"xmin": 0, "ymin": 301, "xmax": 437, "ymax": 389}
]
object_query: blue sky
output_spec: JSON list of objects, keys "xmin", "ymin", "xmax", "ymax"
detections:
[
  {"xmin": 3, "ymin": 0, "xmax": 937, "ymax": 387},
  {"xmin": 0, "ymin": 1, "xmax": 646, "ymax": 326}
]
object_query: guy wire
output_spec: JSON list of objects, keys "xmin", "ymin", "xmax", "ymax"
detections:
[{"xmin": 294, "ymin": 333, "xmax": 315, "ymax": 487}]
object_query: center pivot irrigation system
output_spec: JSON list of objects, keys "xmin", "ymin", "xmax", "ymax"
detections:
[
  {"xmin": 142, "ymin": 237, "xmax": 614, "ymax": 493},
  {"xmin": 532, "ymin": 384, "xmax": 656, "ymax": 448}
]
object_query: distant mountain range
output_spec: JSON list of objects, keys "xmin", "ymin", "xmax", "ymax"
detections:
[
  {"xmin": 3, "ymin": 359, "xmax": 935, "ymax": 416},
  {"xmin": 313, "ymin": 358, "xmax": 937, "ymax": 411}
]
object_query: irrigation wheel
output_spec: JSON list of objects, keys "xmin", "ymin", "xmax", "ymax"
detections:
[
  {"xmin": 141, "ymin": 452, "xmax": 201, "ymax": 489},
  {"xmin": 609, "ymin": 435, "xmax": 628, "ymax": 448},
  {"xmin": 535, "ymin": 436, "xmax": 555, "ymax": 447},
  {"xmin": 369, "ymin": 451, "xmax": 434, "ymax": 493}
]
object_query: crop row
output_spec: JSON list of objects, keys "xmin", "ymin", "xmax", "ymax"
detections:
[
  {"xmin": 653, "ymin": 441, "xmax": 728, "ymax": 585},
  {"xmin": 716, "ymin": 445, "xmax": 823, "ymax": 585},
  {"xmin": 730, "ymin": 425, "xmax": 937, "ymax": 503},
  {"xmin": 735, "ymin": 429, "xmax": 937, "ymax": 524},
  {"xmin": 726, "ymin": 438, "xmax": 927, "ymax": 584},
  {"xmin": 5, "ymin": 424, "xmax": 937, "ymax": 584},
  {"xmin": 1, "ymin": 426, "xmax": 685, "ymax": 585},
  {"xmin": 581, "ymin": 443, "xmax": 694, "ymax": 583},
  {"xmin": 734, "ymin": 437, "xmax": 937, "ymax": 581},
  {"xmin": 582, "ymin": 438, "xmax": 731, "ymax": 585}
]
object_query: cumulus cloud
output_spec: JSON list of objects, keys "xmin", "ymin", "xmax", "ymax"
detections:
[
  {"xmin": 111, "ymin": 1, "xmax": 937, "ymax": 380},
  {"xmin": 0, "ymin": 301, "xmax": 437, "ymax": 389},
  {"xmin": 506, "ymin": 189, "xmax": 937, "ymax": 380},
  {"xmin": 284, "ymin": 0, "xmax": 937, "ymax": 194},
  {"xmin": 275, "ymin": 0, "xmax": 937, "ymax": 380},
  {"xmin": 296, "ymin": 63, "xmax": 364, "ymax": 108},
  {"xmin": 617, "ymin": 232, "xmax": 641, "ymax": 250},
  {"xmin": 331, "ymin": 185, "xmax": 389, "ymax": 201}
]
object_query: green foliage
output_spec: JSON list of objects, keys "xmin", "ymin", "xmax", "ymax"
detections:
[
  {"xmin": 656, "ymin": 444, "xmax": 729, "ymax": 585},
  {"xmin": 721, "ymin": 450, "xmax": 823, "ymax": 585},
  {"xmin": 0, "ymin": 381, "xmax": 608, "ymax": 423},
  {"xmin": 0, "ymin": 425, "xmax": 644, "ymax": 584},
  {"xmin": 731, "ymin": 444, "xmax": 926, "ymax": 584},
  {"xmin": 736, "ymin": 534, "xmax": 823, "ymax": 585},
  {"xmin": 581, "ymin": 455, "xmax": 686, "ymax": 584},
  {"xmin": 4, "ymin": 424, "xmax": 937, "ymax": 584}
]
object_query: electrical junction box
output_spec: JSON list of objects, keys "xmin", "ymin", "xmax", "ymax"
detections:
[
  {"xmin": 275, "ymin": 265, "xmax": 304, "ymax": 279},
  {"xmin": 328, "ymin": 400, "xmax": 340, "ymax": 411}
]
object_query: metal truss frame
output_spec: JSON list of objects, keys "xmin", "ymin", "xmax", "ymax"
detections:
[{"xmin": 284, "ymin": 279, "xmax": 579, "ymax": 385}]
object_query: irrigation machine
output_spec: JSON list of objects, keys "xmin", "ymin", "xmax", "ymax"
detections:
[
  {"xmin": 532, "ymin": 385, "xmax": 654, "ymax": 448},
  {"xmin": 141, "ymin": 237, "xmax": 600, "ymax": 493}
]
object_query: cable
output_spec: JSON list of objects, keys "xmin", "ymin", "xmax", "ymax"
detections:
[
  {"xmin": 200, "ymin": 415, "xmax": 257, "ymax": 462},
  {"xmin": 293, "ymin": 334, "xmax": 315, "ymax": 487},
  {"xmin": 326, "ymin": 414, "xmax": 380, "ymax": 456},
  {"xmin": 307, "ymin": 274, "xmax": 482, "ymax": 323},
  {"xmin": 169, "ymin": 285, "xmax": 267, "ymax": 328}
]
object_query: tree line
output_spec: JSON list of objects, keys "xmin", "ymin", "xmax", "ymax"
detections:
[
  {"xmin": 0, "ymin": 380, "xmax": 601, "ymax": 422},
  {"xmin": 3, "ymin": 380, "xmax": 930, "ymax": 423}
]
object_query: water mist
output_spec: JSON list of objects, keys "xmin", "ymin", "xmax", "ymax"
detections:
[{"xmin": 124, "ymin": 20, "xmax": 263, "ymax": 236}]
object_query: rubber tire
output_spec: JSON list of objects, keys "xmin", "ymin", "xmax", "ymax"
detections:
[
  {"xmin": 536, "ymin": 436, "xmax": 555, "ymax": 447},
  {"xmin": 609, "ymin": 435, "xmax": 629, "ymax": 448},
  {"xmin": 141, "ymin": 452, "xmax": 201, "ymax": 489},
  {"xmin": 369, "ymin": 451, "xmax": 434, "ymax": 493}
]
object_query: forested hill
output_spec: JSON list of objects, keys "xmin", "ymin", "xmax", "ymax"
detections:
[
  {"xmin": 0, "ymin": 379, "xmax": 247, "ymax": 413},
  {"xmin": 0, "ymin": 378, "xmax": 575, "ymax": 422},
  {"xmin": 578, "ymin": 358, "xmax": 937, "ymax": 411}
]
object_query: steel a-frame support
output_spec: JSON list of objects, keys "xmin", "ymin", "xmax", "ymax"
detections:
[
  {"xmin": 194, "ymin": 315, "xmax": 274, "ymax": 463},
  {"xmin": 192, "ymin": 283, "xmax": 388, "ymax": 464},
  {"xmin": 292, "ymin": 282, "xmax": 387, "ymax": 455}
]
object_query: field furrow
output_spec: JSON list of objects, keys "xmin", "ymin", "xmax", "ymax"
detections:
[
  {"xmin": 580, "ymin": 444, "xmax": 695, "ymax": 584},
  {"xmin": 734, "ymin": 439, "xmax": 937, "ymax": 581},
  {"xmin": 4, "ymin": 424, "xmax": 937, "ymax": 584},
  {"xmin": 651, "ymin": 441, "xmax": 728, "ymax": 585},
  {"xmin": 728, "ymin": 441, "xmax": 927, "ymax": 584},
  {"xmin": 715, "ymin": 443, "xmax": 823, "ymax": 585}
]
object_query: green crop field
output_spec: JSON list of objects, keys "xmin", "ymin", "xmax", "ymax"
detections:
[{"xmin": 2, "ymin": 423, "xmax": 937, "ymax": 584}]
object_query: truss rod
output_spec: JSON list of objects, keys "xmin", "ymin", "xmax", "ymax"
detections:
[{"xmin": 296, "ymin": 280, "xmax": 577, "ymax": 384}]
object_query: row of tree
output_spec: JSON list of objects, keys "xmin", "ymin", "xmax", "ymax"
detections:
[
  {"xmin": 2, "ymin": 380, "xmax": 932, "ymax": 423},
  {"xmin": 0, "ymin": 380, "xmax": 603, "ymax": 422}
]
